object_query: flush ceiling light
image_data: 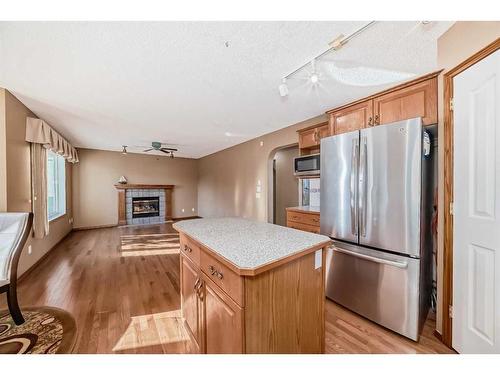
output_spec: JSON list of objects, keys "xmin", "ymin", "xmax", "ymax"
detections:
[
  {"xmin": 122, "ymin": 145, "xmax": 128, "ymax": 154},
  {"xmin": 278, "ymin": 78, "xmax": 289, "ymax": 97}
]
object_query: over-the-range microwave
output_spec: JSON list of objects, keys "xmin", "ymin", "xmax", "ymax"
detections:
[{"xmin": 294, "ymin": 153, "xmax": 320, "ymax": 176}]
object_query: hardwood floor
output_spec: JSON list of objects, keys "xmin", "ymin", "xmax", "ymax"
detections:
[{"xmin": 1, "ymin": 223, "xmax": 454, "ymax": 354}]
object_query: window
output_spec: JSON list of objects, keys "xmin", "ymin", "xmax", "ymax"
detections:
[
  {"xmin": 47, "ymin": 150, "xmax": 66, "ymax": 221},
  {"xmin": 300, "ymin": 178, "xmax": 320, "ymax": 207}
]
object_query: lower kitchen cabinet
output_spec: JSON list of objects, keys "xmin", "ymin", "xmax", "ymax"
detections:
[
  {"xmin": 286, "ymin": 207, "xmax": 321, "ymax": 234},
  {"xmin": 181, "ymin": 253, "xmax": 243, "ymax": 353},
  {"xmin": 203, "ymin": 277, "xmax": 244, "ymax": 353},
  {"xmin": 180, "ymin": 256, "xmax": 202, "ymax": 350}
]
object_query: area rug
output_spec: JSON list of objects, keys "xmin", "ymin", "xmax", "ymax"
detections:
[{"xmin": 0, "ymin": 306, "xmax": 76, "ymax": 354}]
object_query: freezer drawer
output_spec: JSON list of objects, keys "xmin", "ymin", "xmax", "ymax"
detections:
[{"xmin": 326, "ymin": 241, "xmax": 421, "ymax": 340}]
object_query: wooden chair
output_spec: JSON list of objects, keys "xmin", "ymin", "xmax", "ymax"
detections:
[{"xmin": 0, "ymin": 212, "xmax": 33, "ymax": 325}]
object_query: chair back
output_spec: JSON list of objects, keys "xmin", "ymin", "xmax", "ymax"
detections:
[{"xmin": 0, "ymin": 213, "xmax": 33, "ymax": 283}]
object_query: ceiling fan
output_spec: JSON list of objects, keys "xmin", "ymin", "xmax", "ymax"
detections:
[{"xmin": 143, "ymin": 141, "xmax": 178, "ymax": 158}]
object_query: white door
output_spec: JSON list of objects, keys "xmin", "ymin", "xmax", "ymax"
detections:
[{"xmin": 453, "ymin": 49, "xmax": 500, "ymax": 354}]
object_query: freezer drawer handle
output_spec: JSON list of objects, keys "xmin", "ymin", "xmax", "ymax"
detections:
[{"xmin": 333, "ymin": 246, "xmax": 408, "ymax": 269}]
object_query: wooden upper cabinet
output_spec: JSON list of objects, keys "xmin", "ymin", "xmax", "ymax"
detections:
[
  {"xmin": 329, "ymin": 100, "xmax": 373, "ymax": 135},
  {"xmin": 203, "ymin": 277, "xmax": 243, "ymax": 354},
  {"xmin": 373, "ymin": 77, "xmax": 437, "ymax": 126},
  {"xmin": 298, "ymin": 122, "xmax": 330, "ymax": 150},
  {"xmin": 323, "ymin": 72, "xmax": 440, "ymax": 135},
  {"xmin": 180, "ymin": 256, "xmax": 202, "ymax": 348},
  {"xmin": 298, "ymin": 128, "xmax": 318, "ymax": 149}
]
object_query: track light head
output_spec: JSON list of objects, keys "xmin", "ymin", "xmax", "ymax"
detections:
[
  {"xmin": 310, "ymin": 72, "xmax": 319, "ymax": 84},
  {"xmin": 278, "ymin": 78, "xmax": 288, "ymax": 97}
]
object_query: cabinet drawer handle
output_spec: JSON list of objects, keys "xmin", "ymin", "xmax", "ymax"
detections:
[
  {"xmin": 184, "ymin": 244, "xmax": 192, "ymax": 253},
  {"xmin": 208, "ymin": 265, "xmax": 223, "ymax": 280},
  {"xmin": 209, "ymin": 265, "xmax": 217, "ymax": 275}
]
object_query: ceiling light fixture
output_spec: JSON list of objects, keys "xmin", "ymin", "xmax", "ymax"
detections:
[
  {"xmin": 122, "ymin": 145, "xmax": 128, "ymax": 154},
  {"xmin": 278, "ymin": 78, "xmax": 289, "ymax": 97},
  {"xmin": 278, "ymin": 21, "xmax": 376, "ymax": 94}
]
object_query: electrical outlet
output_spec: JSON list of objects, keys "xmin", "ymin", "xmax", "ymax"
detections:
[{"xmin": 28, "ymin": 245, "xmax": 32, "ymax": 255}]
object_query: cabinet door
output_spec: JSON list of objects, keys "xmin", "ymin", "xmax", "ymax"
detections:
[
  {"xmin": 316, "ymin": 123, "xmax": 330, "ymax": 141},
  {"xmin": 180, "ymin": 255, "xmax": 201, "ymax": 347},
  {"xmin": 330, "ymin": 100, "xmax": 373, "ymax": 135},
  {"xmin": 373, "ymin": 77, "xmax": 437, "ymax": 125},
  {"xmin": 202, "ymin": 277, "xmax": 243, "ymax": 354},
  {"xmin": 298, "ymin": 128, "xmax": 318, "ymax": 149}
]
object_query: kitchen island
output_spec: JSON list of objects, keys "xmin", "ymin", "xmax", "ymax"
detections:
[{"xmin": 173, "ymin": 217, "xmax": 331, "ymax": 354}]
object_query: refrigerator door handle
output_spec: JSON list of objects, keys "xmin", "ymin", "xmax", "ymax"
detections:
[
  {"xmin": 333, "ymin": 246, "xmax": 409, "ymax": 269},
  {"xmin": 350, "ymin": 139, "xmax": 359, "ymax": 236},
  {"xmin": 359, "ymin": 137, "xmax": 368, "ymax": 237}
]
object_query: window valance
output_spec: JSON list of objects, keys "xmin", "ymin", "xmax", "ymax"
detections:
[{"xmin": 25, "ymin": 117, "xmax": 79, "ymax": 163}]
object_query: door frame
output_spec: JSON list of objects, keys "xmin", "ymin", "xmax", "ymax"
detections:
[{"xmin": 442, "ymin": 37, "xmax": 500, "ymax": 347}]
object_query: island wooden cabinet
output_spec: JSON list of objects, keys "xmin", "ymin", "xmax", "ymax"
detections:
[
  {"xmin": 178, "ymin": 231, "xmax": 328, "ymax": 354},
  {"xmin": 323, "ymin": 71, "xmax": 439, "ymax": 136},
  {"xmin": 203, "ymin": 277, "xmax": 243, "ymax": 353},
  {"xmin": 180, "ymin": 256, "xmax": 202, "ymax": 350}
]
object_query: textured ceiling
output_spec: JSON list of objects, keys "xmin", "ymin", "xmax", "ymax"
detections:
[{"xmin": 0, "ymin": 21, "xmax": 453, "ymax": 158}]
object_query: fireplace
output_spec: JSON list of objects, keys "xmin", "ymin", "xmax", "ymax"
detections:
[{"xmin": 132, "ymin": 196, "xmax": 160, "ymax": 218}]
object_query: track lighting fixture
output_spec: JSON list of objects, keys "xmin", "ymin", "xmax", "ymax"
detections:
[
  {"xmin": 122, "ymin": 145, "xmax": 127, "ymax": 154},
  {"xmin": 277, "ymin": 21, "xmax": 376, "ymax": 95}
]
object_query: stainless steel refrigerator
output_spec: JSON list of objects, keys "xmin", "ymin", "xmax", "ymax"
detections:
[{"xmin": 320, "ymin": 117, "xmax": 436, "ymax": 341}]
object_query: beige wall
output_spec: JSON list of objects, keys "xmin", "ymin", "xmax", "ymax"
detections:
[
  {"xmin": 274, "ymin": 146, "xmax": 299, "ymax": 226},
  {"xmin": 72, "ymin": 148, "xmax": 198, "ymax": 229},
  {"xmin": 198, "ymin": 115, "xmax": 326, "ymax": 221},
  {"xmin": 435, "ymin": 21, "xmax": 500, "ymax": 333},
  {"xmin": 0, "ymin": 89, "xmax": 74, "ymax": 276}
]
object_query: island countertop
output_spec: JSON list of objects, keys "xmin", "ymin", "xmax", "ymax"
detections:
[{"xmin": 173, "ymin": 217, "xmax": 331, "ymax": 274}]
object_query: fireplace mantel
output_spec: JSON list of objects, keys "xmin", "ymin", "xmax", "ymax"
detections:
[
  {"xmin": 115, "ymin": 184, "xmax": 174, "ymax": 225},
  {"xmin": 114, "ymin": 184, "xmax": 174, "ymax": 190}
]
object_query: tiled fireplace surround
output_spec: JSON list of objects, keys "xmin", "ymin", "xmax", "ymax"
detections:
[
  {"xmin": 115, "ymin": 184, "xmax": 173, "ymax": 226},
  {"xmin": 126, "ymin": 189, "xmax": 165, "ymax": 225}
]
